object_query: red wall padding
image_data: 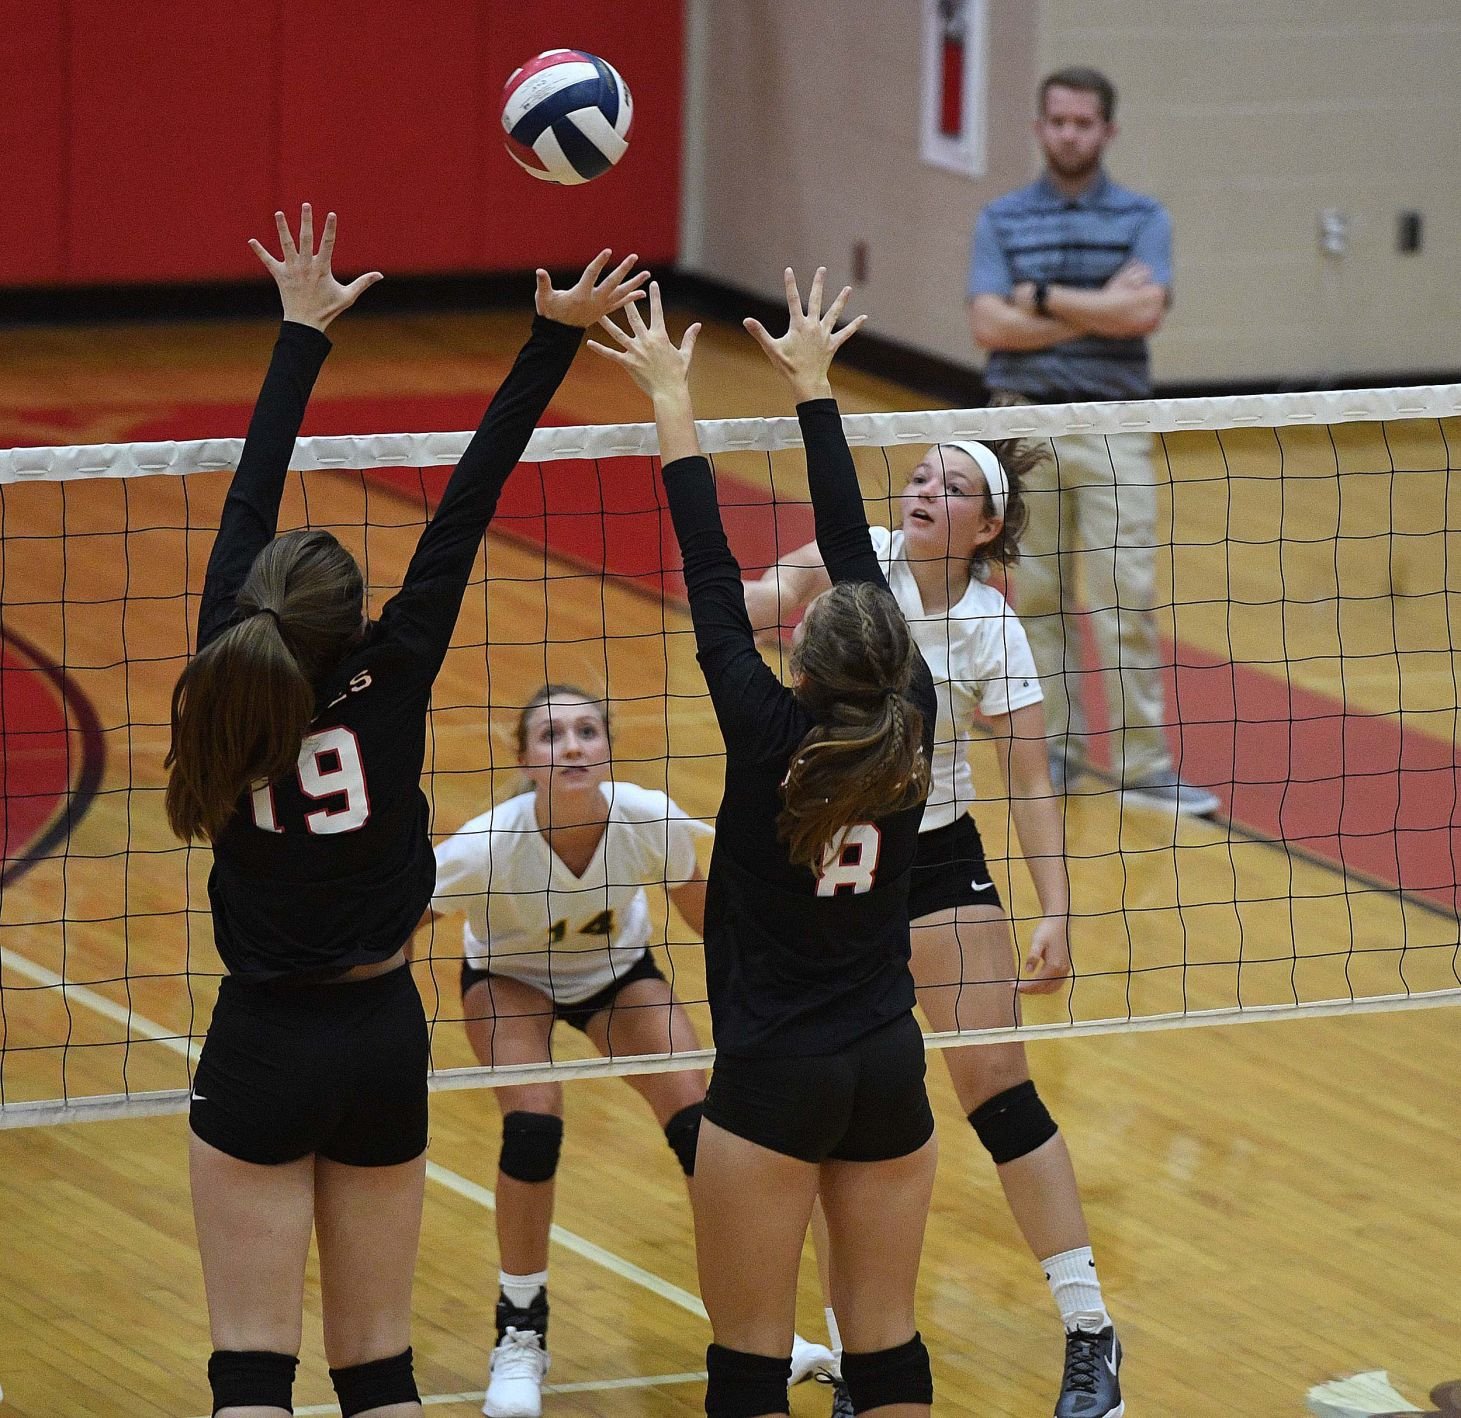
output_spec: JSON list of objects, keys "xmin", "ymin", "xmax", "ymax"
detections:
[
  {"xmin": 6, "ymin": 0, "xmax": 681, "ymax": 287},
  {"xmin": 0, "ymin": 3, "xmax": 68, "ymax": 283}
]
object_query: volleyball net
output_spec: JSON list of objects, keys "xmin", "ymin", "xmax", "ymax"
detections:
[{"xmin": 2, "ymin": 385, "xmax": 1459, "ymax": 1128}]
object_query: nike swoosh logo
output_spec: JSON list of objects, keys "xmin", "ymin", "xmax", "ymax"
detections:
[
  {"xmin": 190, "ymin": 1092, "xmax": 206, "ymax": 1102},
  {"xmin": 970, "ymin": 879, "xmax": 994, "ymax": 891},
  {"xmin": 1104, "ymin": 1349, "xmax": 1119, "ymax": 1377}
]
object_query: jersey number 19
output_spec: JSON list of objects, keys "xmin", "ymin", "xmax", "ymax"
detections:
[{"xmin": 249, "ymin": 726, "xmax": 371, "ymax": 835}]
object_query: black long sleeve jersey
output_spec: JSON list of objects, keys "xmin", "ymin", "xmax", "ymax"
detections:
[
  {"xmin": 663, "ymin": 398, "xmax": 936, "ymax": 1057},
  {"xmin": 198, "ymin": 316, "xmax": 582, "ymax": 980}
]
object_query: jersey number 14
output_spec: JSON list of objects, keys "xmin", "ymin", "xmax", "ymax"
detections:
[{"xmin": 249, "ymin": 727, "xmax": 370, "ymax": 835}]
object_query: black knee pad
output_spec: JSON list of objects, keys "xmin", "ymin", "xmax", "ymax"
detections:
[
  {"xmin": 968, "ymin": 1080, "xmax": 1058, "ymax": 1165},
  {"xmin": 499, "ymin": 1110, "xmax": 564, "ymax": 1183},
  {"xmin": 329, "ymin": 1347, "xmax": 417, "ymax": 1418},
  {"xmin": 841, "ymin": 1333, "xmax": 933, "ymax": 1413},
  {"xmin": 664, "ymin": 1102, "xmax": 702, "ymax": 1177},
  {"xmin": 704, "ymin": 1343, "xmax": 791, "ymax": 1418},
  {"xmin": 208, "ymin": 1349, "xmax": 298, "ymax": 1415}
]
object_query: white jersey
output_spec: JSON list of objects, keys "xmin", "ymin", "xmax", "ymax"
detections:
[
  {"xmin": 870, "ymin": 525, "xmax": 1044, "ymax": 831},
  {"xmin": 432, "ymin": 780, "xmax": 710, "ymax": 1002}
]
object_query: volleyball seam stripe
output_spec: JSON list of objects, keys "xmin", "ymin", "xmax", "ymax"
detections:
[
  {"xmin": 548, "ymin": 113, "xmax": 619, "ymax": 182},
  {"xmin": 508, "ymin": 75, "xmax": 618, "ymax": 146}
]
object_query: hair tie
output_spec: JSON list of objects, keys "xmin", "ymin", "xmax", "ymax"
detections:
[
  {"xmin": 250, "ymin": 606, "xmax": 283, "ymax": 628},
  {"xmin": 938, "ymin": 441, "xmax": 1008, "ymax": 520}
]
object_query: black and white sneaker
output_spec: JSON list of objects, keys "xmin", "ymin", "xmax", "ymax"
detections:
[
  {"xmin": 1055, "ymin": 1326, "xmax": 1122, "ymax": 1418},
  {"xmin": 484, "ymin": 1288, "xmax": 550, "ymax": 1418}
]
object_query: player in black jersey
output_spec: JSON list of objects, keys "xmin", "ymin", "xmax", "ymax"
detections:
[
  {"xmin": 164, "ymin": 206, "xmax": 646, "ymax": 1418},
  {"xmin": 593, "ymin": 272, "xmax": 939, "ymax": 1418}
]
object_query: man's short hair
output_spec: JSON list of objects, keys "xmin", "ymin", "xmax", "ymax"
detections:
[{"xmin": 1039, "ymin": 67, "xmax": 1117, "ymax": 123}]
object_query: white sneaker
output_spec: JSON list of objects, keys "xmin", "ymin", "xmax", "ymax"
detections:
[
  {"xmin": 483, "ymin": 1326, "xmax": 550, "ymax": 1418},
  {"xmin": 790, "ymin": 1333, "xmax": 839, "ymax": 1385}
]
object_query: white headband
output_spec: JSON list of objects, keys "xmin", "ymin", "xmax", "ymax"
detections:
[{"xmin": 937, "ymin": 441, "xmax": 1008, "ymax": 521}]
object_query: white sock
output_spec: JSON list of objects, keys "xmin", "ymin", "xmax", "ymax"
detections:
[
  {"xmin": 1042, "ymin": 1246, "xmax": 1110, "ymax": 1333},
  {"xmin": 499, "ymin": 1268, "xmax": 548, "ymax": 1310},
  {"xmin": 824, "ymin": 1306, "xmax": 843, "ymax": 1361}
]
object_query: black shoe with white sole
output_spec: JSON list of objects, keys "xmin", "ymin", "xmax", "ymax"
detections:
[{"xmin": 1054, "ymin": 1326, "xmax": 1123, "ymax": 1418}]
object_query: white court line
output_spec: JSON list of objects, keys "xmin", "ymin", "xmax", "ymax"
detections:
[
  {"xmin": 424, "ymin": 1163, "xmax": 705, "ymax": 1318},
  {"xmin": 190, "ymin": 1369, "xmax": 710, "ymax": 1418},
  {"xmin": 1, "ymin": 949, "xmax": 706, "ymax": 1319}
]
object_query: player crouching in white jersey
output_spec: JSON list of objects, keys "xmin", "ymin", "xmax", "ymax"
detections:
[{"xmin": 423, "ymin": 684, "xmax": 710, "ymax": 1418}]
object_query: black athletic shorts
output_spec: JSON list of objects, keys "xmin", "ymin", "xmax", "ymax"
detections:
[
  {"xmin": 190, "ymin": 963, "xmax": 428, "ymax": 1167},
  {"xmin": 703, "ymin": 1011, "xmax": 935, "ymax": 1164},
  {"xmin": 908, "ymin": 813, "xmax": 1003, "ymax": 921},
  {"xmin": 459, "ymin": 949, "xmax": 667, "ymax": 1035}
]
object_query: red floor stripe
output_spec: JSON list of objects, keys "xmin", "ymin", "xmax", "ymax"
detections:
[{"xmin": 1168, "ymin": 646, "xmax": 1459, "ymax": 912}]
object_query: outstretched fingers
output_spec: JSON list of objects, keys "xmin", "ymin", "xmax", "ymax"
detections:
[
  {"xmin": 585, "ymin": 336, "xmax": 628, "ymax": 366},
  {"xmin": 596, "ymin": 251, "xmax": 639, "ymax": 294},
  {"xmin": 827, "ymin": 311, "xmax": 867, "ymax": 351},
  {"xmin": 678, "ymin": 321, "xmax": 702, "ymax": 361},
  {"xmin": 822, "ymin": 282, "xmax": 853, "ymax": 331},
  {"xmin": 298, "ymin": 203, "xmax": 315, "ymax": 259},
  {"xmin": 580, "ymin": 247, "xmax": 614, "ymax": 289},
  {"xmin": 342, "ymin": 270, "xmax": 385, "ymax": 300},
  {"xmin": 742, "ymin": 316, "xmax": 778, "ymax": 360},
  {"xmin": 596, "ymin": 312, "xmax": 635, "ymax": 348},
  {"xmin": 623, "ymin": 290, "xmax": 650, "ymax": 336},
  {"xmin": 805, "ymin": 266, "xmax": 826, "ymax": 322},
  {"xmin": 318, "ymin": 210, "xmax": 338, "ymax": 264},
  {"xmin": 247, "ymin": 237, "xmax": 282, "ymax": 275},
  {"xmin": 274, "ymin": 210, "xmax": 297, "ymax": 260},
  {"xmin": 607, "ymin": 268, "xmax": 651, "ymax": 314},
  {"xmin": 782, "ymin": 265, "xmax": 803, "ymax": 317}
]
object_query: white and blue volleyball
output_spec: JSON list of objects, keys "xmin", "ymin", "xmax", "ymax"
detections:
[{"xmin": 501, "ymin": 50, "xmax": 633, "ymax": 186}]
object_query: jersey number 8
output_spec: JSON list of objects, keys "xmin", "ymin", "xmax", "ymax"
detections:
[
  {"xmin": 815, "ymin": 823, "xmax": 882, "ymax": 897},
  {"xmin": 249, "ymin": 727, "xmax": 371, "ymax": 835}
]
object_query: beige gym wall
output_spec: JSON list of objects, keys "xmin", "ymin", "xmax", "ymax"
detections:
[{"xmin": 679, "ymin": 1, "xmax": 1461, "ymax": 387}]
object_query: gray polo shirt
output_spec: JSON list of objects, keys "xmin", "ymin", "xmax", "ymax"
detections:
[{"xmin": 968, "ymin": 170, "xmax": 1171, "ymax": 401}]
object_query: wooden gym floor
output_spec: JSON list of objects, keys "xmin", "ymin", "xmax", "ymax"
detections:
[{"xmin": 0, "ymin": 305, "xmax": 1458, "ymax": 1415}]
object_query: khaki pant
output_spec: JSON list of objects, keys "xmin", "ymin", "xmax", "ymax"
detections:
[{"xmin": 995, "ymin": 393, "xmax": 1173, "ymax": 783}]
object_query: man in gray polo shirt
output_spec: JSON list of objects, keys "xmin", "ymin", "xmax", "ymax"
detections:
[{"xmin": 969, "ymin": 65, "xmax": 1218, "ymax": 817}]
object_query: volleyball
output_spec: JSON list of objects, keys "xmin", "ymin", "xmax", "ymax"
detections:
[{"xmin": 501, "ymin": 50, "xmax": 634, "ymax": 186}]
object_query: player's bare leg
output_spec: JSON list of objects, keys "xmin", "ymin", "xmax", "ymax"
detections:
[
  {"xmin": 189, "ymin": 1137, "xmax": 314, "ymax": 1418},
  {"xmin": 464, "ymin": 974, "xmax": 560, "ymax": 1418},
  {"xmin": 316, "ymin": 1153, "xmax": 427, "ymax": 1417}
]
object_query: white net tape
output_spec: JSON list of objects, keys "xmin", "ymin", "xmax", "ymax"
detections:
[{"xmin": 5, "ymin": 384, "xmax": 1461, "ymax": 482}]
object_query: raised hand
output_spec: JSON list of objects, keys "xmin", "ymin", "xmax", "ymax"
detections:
[
  {"xmin": 589, "ymin": 282, "xmax": 702, "ymax": 465},
  {"xmin": 535, "ymin": 250, "xmax": 649, "ymax": 328},
  {"xmin": 587, "ymin": 281, "xmax": 701, "ymax": 401},
  {"xmin": 743, "ymin": 267, "xmax": 866, "ymax": 403},
  {"xmin": 248, "ymin": 205, "xmax": 382, "ymax": 332}
]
